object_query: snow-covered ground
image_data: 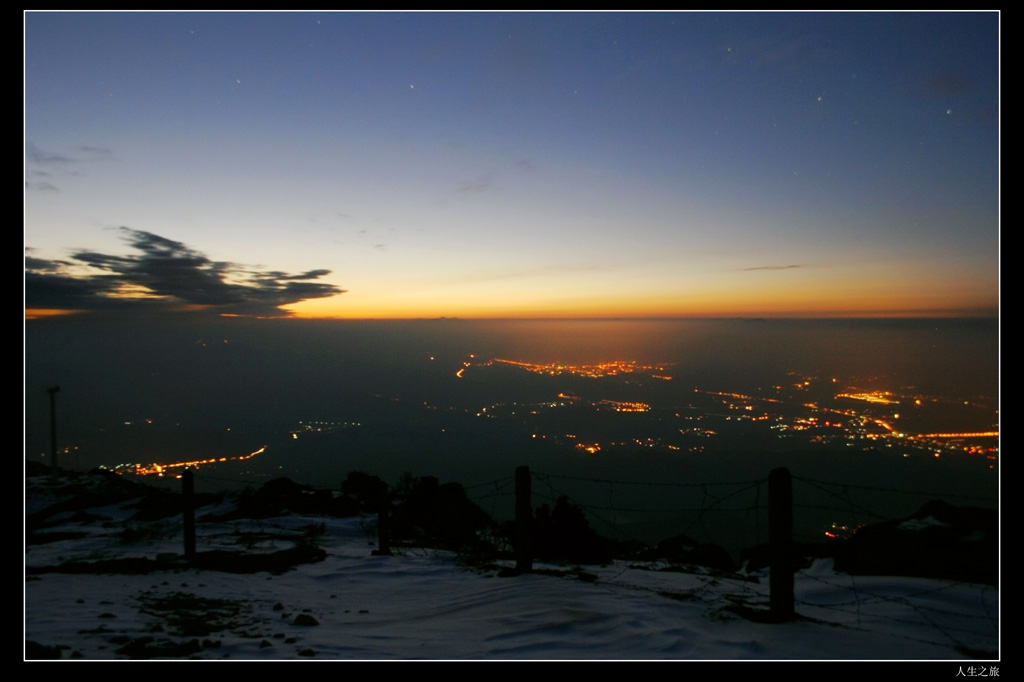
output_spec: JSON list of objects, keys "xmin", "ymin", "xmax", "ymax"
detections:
[{"xmin": 24, "ymin": 476, "xmax": 999, "ymax": 661}]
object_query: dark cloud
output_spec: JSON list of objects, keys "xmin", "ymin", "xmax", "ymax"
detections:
[
  {"xmin": 275, "ymin": 269, "xmax": 332, "ymax": 280},
  {"xmin": 739, "ymin": 264, "xmax": 800, "ymax": 271},
  {"xmin": 25, "ymin": 181, "xmax": 59, "ymax": 192},
  {"xmin": 25, "ymin": 228, "xmax": 345, "ymax": 317},
  {"xmin": 24, "ymin": 255, "xmax": 68, "ymax": 271},
  {"xmin": 26, "ymin": 143, "xmax": 118, "ymax": 192},
  {"xmin": 25, "ymin": 142, "xmax": 76, "ymax": 166},
  {"xmin": 78, "ymin": 145, "xmax": 114, "ymax": 156}
]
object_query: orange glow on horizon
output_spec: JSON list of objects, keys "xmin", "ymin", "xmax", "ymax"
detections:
[
  {"xmin": 24, "ymin": 308, "xmax": 83, "ymax": 320},
  {"xmin": 276, "ymin": 264, "xmax": 997, "ymax": 320},
  {"xmin": 24, "ymin": 302, "xmax": 996, "ymax": 322},
  {"xmin": 281, "ymin": 296, "xmax": 997, "ymax": 321}
]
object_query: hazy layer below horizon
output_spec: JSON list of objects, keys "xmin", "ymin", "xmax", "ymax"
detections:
[
  {"xmin": 25, "ymin": 317, "xmax": 997, "ymax": 485},
  {"xmin": 25, "ymin": 316, "xmax": 998, "ymax": 553}
]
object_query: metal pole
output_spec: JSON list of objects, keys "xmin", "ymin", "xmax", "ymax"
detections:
[{"xmin": 769, "ymin": 467, "xmax": 794, "ymax": 621}]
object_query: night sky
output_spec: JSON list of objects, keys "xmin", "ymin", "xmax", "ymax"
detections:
[{"xmin": 25, "ymin": 11, "xmax": 999, "ymax": 320}]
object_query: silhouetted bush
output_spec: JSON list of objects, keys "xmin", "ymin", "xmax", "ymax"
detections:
[
  {"xmin": 340, "ymin": 471, "xmax": 387, "ymax": 513},
  {"xmin": 534, "ymin": 496, "xmax": 613, "ymax": 565},
  {"xmin": 233, "ymin": 477, "xmax": 355, "ymax": 518},
  {"xmin": 390, "ymin": 475, "xmax": 495, "ymax": 550}
]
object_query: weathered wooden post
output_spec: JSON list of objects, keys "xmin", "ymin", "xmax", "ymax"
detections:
[
  {"xmin": 515, "ymin": 465, "xmax": 532, "ymax": 573},
  {"xmin": 375, "ymin": 480, "xmax": 392, "ymax": 556},
  {"xmin": 47, "ymin": 386, "xmax": 60, "ymax": 479},
  {"xmin": 182, "ymin": 468, "xmax": 196, "ymax": 559},
  {"xmin": 769, "ymin": 467, "xmax": 794, "ymax": 621}
]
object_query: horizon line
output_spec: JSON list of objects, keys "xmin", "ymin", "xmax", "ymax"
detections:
[{"xmin": 25, "ymin": 309, "xmax": 1000, "ymax": 323}]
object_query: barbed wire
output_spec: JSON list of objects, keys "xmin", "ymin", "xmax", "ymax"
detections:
[
  {"xmin": 464, "ymin": 476, "xmax": 516, "ymax": 523},
  {"xmin": 788, "ymin": 567, "xmax": 997, "ymax": 651},
  {"xmin": 802, "ymin": 605, "xmax": 994, "ymax": 654},
  {"xmin": 32, "ymin": 463, "xmax": 996, "ymax": 656},
  {"xmin": 189, "ymin": 470, "xmax": 283, "ymax": 489},
  {"xmin": 468, "ymin": 467, "xmax": 995, "ymax": 654},
  {"xmin": 793, "ymin": 501, "xmax": 890, "ymax": 521},
  {"xmin": 534, "ymin": 470, "xmax": 763, "ymax": 488},
  {"xmin": 799, "ymin": 595, "xmax": 995, "ymax": 649},
  {"xmin": 463, "ymin": 476, "xmax": 515, "ymax": 493},
  {"xmin": 796, "ymin": 569, "xmax": 996, "ymax": 611},
  {"xmin": 794, "ymin": 479, "xmax": 891, "ymax": 521},
  {"xmin": 792, "ymin": 474, "xmax": 995, "ymax": 503}
]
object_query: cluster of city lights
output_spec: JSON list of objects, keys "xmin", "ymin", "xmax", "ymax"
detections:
[
  {"xmin": 290, "ymin": 420, "xmax": 362, "ymax": 439},
  {"xmin": 124, "ymin": 445, "xmax": 266, "ymax": 478},
  {"xmin": 484, "ymin": 358, "xmax": 673, "ymax": 380},
  {"xmin": 836, "ymin": 392, "xmax": 900, "ymax": 405}
]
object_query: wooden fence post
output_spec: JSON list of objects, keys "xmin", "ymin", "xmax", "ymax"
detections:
[
  {"xmin": 515, "ymin": 465, "xmax": 532, "ymax": 573},
  {"xmin": 769, "ymin": 466, "xmax": 794, "ymax": 621},
  {"xmin": 182, "ymin": 468, "xmax": 196, "ymax": 559}
]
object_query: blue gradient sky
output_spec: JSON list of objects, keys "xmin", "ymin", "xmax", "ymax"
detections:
[{"xmin": 25, "ymin": 11, "xmax": 999, "ymax": 319}]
